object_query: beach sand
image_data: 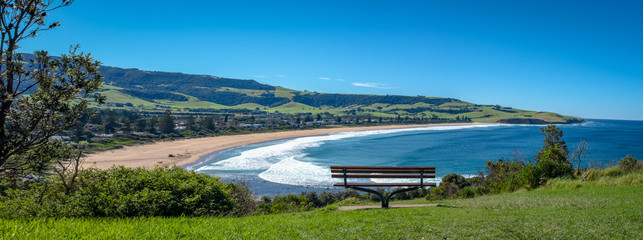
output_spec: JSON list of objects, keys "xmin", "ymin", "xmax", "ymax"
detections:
[{"xmin": 83, "ymin": 122, "xmax": 484, "ymax": 169}]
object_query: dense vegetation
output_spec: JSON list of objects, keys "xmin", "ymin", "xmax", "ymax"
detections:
[{"xmin": 0, "ymin": 167, "xmax": 242, "ymax": 218}]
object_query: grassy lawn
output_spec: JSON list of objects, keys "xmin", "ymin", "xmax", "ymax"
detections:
[{"xmin": 1, "ymin": 181, "xmax": 640, "ymax": 239}]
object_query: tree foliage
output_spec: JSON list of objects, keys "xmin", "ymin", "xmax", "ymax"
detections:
[
  {"xmin": 536, "ymin": 125, "xmax": 569, "ymax": 164},
  {"xmin": 0, "ymin": 0, "xmax": 103, "ymax": 175},
  {"xmin": 159, "ymin": 110, "xmax": 175, "ymax": 134}
]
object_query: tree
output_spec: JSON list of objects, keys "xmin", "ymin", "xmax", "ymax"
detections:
[
  {"xmin": 0, "ymin": 1, "xmax": 104, "ymax": 174},
  {"xmin": 135, "ymin": 118, "xmax": 146, "ymax": 132},
  {"xmin": 159, "ymin": 110, "xmax": 175, "ymax": 134},
  {"xmin": 186, "ymin": 115, "xmax": 196, "ymax": 131},
  {"xmin": 569, "ymin": 140, "xmax": 589, "ymax": 174},
  {"xmin": 103, "ymin": 110, "xmax": 118, "ymax": 134},
  {"xmin": 120, "ymin": 117, "xmax": 132, "ymax": 134},
  {"xmin": 201, "ymin": 116, "xmax": 215, "ymax": 131},
  {"xmin": 147, "ymin": 117, "xmax": 158, "ymax": 134},
  {"xmin": 535, "ymin": 125, "xmax": 569, "ymax": 164},
  {"xmin": 71, "ymin": 121, "xmax": 84, "ymax": 143}
]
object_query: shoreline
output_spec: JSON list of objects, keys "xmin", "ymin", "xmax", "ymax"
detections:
[{"xmin": 83, "ymin": 122, "xmax": 485, "ymax": 169}]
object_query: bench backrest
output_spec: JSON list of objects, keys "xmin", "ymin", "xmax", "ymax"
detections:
[{"xmin": 330, "ymin": 165, "xmax": 436, "ymax": 187}]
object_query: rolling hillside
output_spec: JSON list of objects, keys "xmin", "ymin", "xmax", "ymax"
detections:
[
  {"xmin": 95, "ymin": 65, "xmax": 582, "ymax": 123},
  {"xmin": 21, "ymin": 53, "xmax": 581, "ymax": 123}
]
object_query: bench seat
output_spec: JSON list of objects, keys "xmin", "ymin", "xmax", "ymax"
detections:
[{"xmin": 334, "ymin": 182, "xmax": 437, "ymax": 187}]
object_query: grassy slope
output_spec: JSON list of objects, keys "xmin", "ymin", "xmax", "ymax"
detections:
[
  {"xmin": 97, "ymin": 83, "xmax": 581, "ymax": 122},
  {"xmin": 2, "ymin": 177, "xmax": 640, "ymax": 239}
]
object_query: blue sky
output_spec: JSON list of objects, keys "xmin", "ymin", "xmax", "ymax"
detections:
[{"xmin": 20, "ymin": 0, "xmax": 643, "ymax": 120}]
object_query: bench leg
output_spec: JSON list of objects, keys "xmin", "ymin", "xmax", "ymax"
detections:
[
  {"xmin": 349, "ymin": 186, "xmax": 388, "ymax": 208},
  {"xmin": 349, "ymin": 186, "xmax": 420, "ymax": 208}
]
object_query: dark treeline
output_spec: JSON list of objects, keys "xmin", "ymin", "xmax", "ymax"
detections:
[
  {"xmin": 62, "ymin": 109, "xmax": 472, "ymax": 151},
  {"xmin": 292, "ymin": 93, "xmax": 459, "ymax": 108}
]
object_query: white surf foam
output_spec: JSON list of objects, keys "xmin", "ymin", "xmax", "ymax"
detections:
[
  {"xmin": 258, "ymin": 157, "xmax": 333, "ymax": 187},
  {"xmin": 197, "ymin": 123, "xmax": 502, "ymax": 186}
]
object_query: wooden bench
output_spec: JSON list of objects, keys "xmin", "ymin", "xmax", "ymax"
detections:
[{"xmin": 330, "ymin": 165, "xmax": 436, "ymax": 208}]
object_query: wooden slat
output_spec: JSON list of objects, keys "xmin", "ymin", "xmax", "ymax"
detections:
[
  {"xmin": 331, "ymin": 169, "xmax": 436, "ymax": 174},
  {"xmin": 331, "ymin": 174, "xmax": 436, "ymax": 178},
  {"xmin": 334, "ymin": 182, "xmax": 437, "ymax": 187},
  {"xmin": 331, "ymin": 165, "xmax": 435, "ymax": 170}
]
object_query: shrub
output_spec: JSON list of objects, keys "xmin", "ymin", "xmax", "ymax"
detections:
[
  {"xmin": 0, "ymin": 166, "xmax": 235, "ymax": 218},
  {"xmin": 440, "ymin": 182, "xmax": 460, "ymax": 198},
  {"xmin": 520, "ymin": 164, "xmax": 542, "ymax": 189},
  {"xmin": 620, "ymin": 155, "xmax": 639, "ymax": 173},
  {"xmin": 484, "ymin": 159, "xmax": 525, "ymax": 194},
  {"xmin": 319, "ymin": 191, "xmax": 341, "ymax": 206},
  {"xmin": 442, "ymin": 174, "xmax": 470, "ymax": 189},
  {"xmin": 226, "ymin": 182, "xmax": 257, "ymax": 216},
  {"xmin": 258, "ymin": 196, "xmax": 273, "ymax": 213},
  {"xmin": 537, "ymin": 158, "xmax": 573, "ymax": 179},
  {"xmin": 457, "ymin": 187, "xmax": 475, "ymax": 198}
]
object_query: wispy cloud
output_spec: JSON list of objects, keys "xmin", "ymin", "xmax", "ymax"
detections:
[
  {"xmin": 276, "ymin": 75, "xmax": 288, "ymax": 78},
  {"xmin": 336, "ymin": 78, "xmax": 346, "ymax": 81},
  {"xmin": 318, "ymin": 77, "xmax": 331, "ymax": 80},
  {"xmin": 352, "ymin": 82, "xmax": 393, "ymax": 89}
]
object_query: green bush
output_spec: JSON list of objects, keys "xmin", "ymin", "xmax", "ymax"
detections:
[
  {"xmin": 484, "ymin": 159, "xmax": 525, "ymax": 194},
  {"xmin": 226, "ymin": 182, "xmax": 257, "ymax": 216},
  {"xmin": 520, "ymin": 164, "xmax": 542, "ymax": 189},
  {"xmin": 619, "ymin": 155, "xmax": 639, "ymax": 173},
  {"xmin": 442, "ymin": 174, "xmax": 470, "ymax": 189},
  {"xmin": 457, "ymin": 187, "xmax": 475, "ymax": 198},
  {"xmin": 536, "ymin": 158, "xmax": 572, "ymax": 179},
  {"xmin": 0, "ymin": 166, "xmax": 235, "ymax": 218}
]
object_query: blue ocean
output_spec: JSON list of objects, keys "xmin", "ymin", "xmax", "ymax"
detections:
[{"xmin": 190, "ymin": 119, "xmax": 643, "ymax": 196}]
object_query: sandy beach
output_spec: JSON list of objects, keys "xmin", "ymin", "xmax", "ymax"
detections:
[{"xmin": 83, "ymin": 122, "xmax": 484, "ymax": 169}]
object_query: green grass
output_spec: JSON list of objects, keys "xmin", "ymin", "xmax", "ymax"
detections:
[
  {"xmin": 1, "ymin": 179, "xmax": 640, "ymax": 239},
  {"xmin": 155, "ymin": 94, "xmax": 229, "ymax": 109},
  {"xmin": 216, "ymin": 87, "xmax": 271, "ymax": 97}
]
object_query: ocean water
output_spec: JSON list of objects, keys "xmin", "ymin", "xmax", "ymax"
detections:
[{"xmin": 190, "ymin": 119, "xmax": 643, "ymax": 196}]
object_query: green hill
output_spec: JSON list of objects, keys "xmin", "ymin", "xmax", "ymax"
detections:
[{"xmin": 20, "ymin": 53, "xmax": 581, "ymax": 123}]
